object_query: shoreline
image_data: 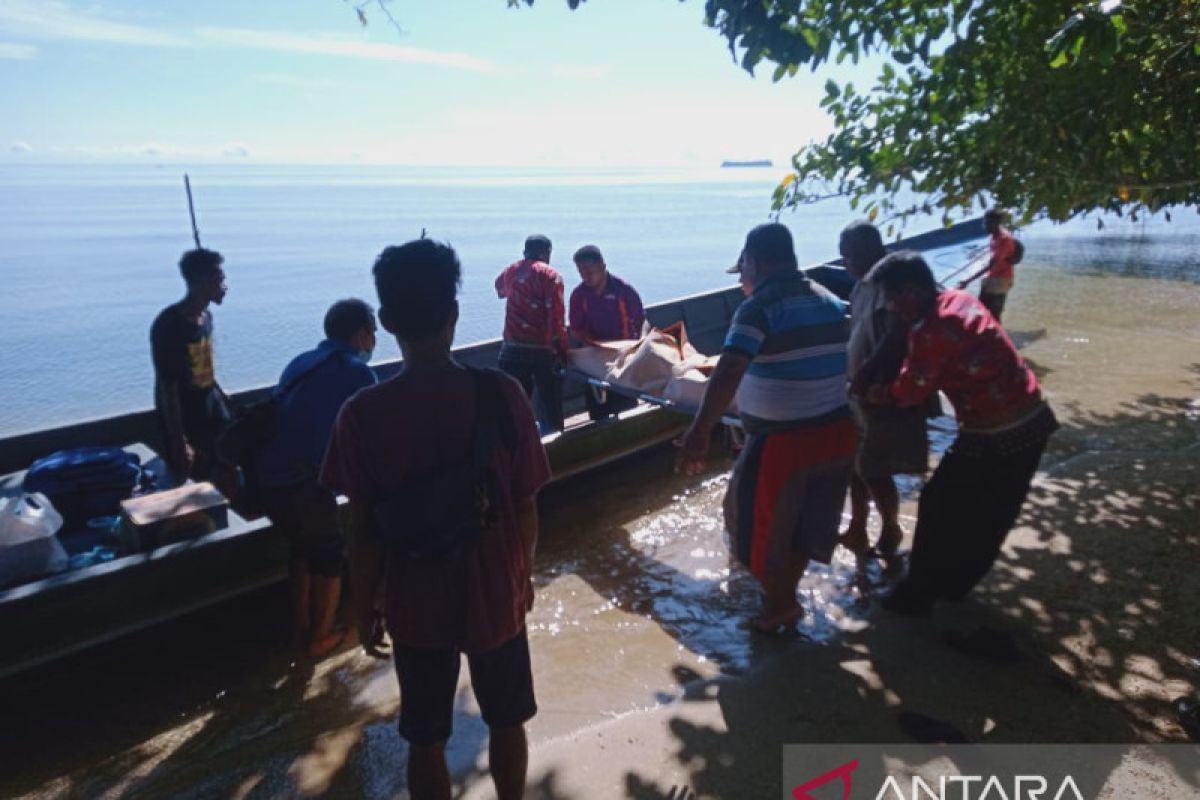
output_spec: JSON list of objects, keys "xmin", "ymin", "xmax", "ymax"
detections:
[{"xmin": 0, "ymin": 255, "xmax": 1197, "ymax": 798}]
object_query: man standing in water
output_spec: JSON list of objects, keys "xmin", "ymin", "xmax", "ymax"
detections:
[
  {"xmin": 839, "ymin": 221, "xmax": 929, "ymax": 561},
  {"xmin": 495, "ymin": 234, "xmax": 569, "ymax": 433},
  {"xmin": 677, "ymin": 223, "xmax": 857, "ymax": 635},
  {"xmin": 957, "ymin": 207, "xmax": 1020, "ymax": 322},
  {"xmin": 255, "ymin": 298, "xmax": 378, "ymax": 658},
  {"xmin": 150, "ymin": 248, "xmax": 231, "ymax": 481},
  {"xmin": 862, "ymin": 251, "xmax": 1057, "ymax": 614},
  {"xmin": 323, "ymin": 239, "xmax": 549, "ymax": 800}
]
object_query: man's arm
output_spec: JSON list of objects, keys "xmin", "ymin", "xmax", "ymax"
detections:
[
  {"xmin": 513, "ymin": 494, "xmax": 540, "ymax": 611},
  {"xmin": 567, "ymin": 289, "xmax": 590, "ymax": 345},
  {"xmin": 156, "ymin": 380, "xmax": 193, "ymax": 476},
  {"xmin": 850, "ymin": 311, "xmax": 908, "ymax": 397},
  {"xmin": 495, "ymin": 270, "xmax": 508, "ymax": 299},
  {"xmin": 549, "ymin": 275, "xmax": 569, "ymax": 358},
  {"xmin": 626, "ymin": 287, "xmax": 646, "ymax": 337},
  {"xmin": 348, "ymin": 498, "xmax": 388, "ymax": 658},
  {"xmin": 676, "ymin": 349, "xmax": 751, "ymax": 475},
  {"xmin": 872, "ymin": 324, "xmax": 949, "ymax": 408}
]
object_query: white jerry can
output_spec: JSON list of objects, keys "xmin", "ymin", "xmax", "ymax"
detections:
[{"xmin": 0, "ymin": 493, "xmax": 68, "ymax": 588}]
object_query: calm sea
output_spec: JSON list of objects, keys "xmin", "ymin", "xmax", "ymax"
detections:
[{"xmin": 1, "ymin": 164, "xmax": 1196, "ymax": 437}]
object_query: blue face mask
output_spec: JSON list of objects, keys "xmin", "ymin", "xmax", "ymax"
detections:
[{"xmin": 357, "ymin": 350, "xmax": 373, "ymax": 364}]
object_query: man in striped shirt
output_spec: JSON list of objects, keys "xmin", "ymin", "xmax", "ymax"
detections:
[{"xmin": 677, "ymin": 222, "xmax": 856, "ymax": 635}]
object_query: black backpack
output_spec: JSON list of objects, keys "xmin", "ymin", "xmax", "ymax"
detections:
[
  {"xmin": 217, "ymin": 349, "xmax": 341, "ymax": 498},
  {"xmin": 1012, "ymin": 237, "xmax": 1025, "ymax": 264},
  {"xmin": 371, "ymin": 368, "xmax": 517, "ymax": 559}
]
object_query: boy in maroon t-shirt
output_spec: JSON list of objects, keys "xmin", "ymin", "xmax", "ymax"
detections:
[{"xmin": 322, "ymin": 239, "xmax": 550, "ymax": 800}]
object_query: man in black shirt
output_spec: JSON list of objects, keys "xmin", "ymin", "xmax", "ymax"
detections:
[{"xmin": 150, "ymin": 248, "xmax": 231, "ymax": 481}]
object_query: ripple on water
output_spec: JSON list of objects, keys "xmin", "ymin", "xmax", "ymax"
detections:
[{"xmin": 543, "ymin": 465, "xmax": 903, "ymax": 674}]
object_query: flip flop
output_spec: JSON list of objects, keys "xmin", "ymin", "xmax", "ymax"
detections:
[
  {"xmin": 747, "ymin": 606, "xmax": 804, "ymax": 637},
  {"xmin": 1174, "ymin": 696, "xmax": 1200, "ymax": 742},
  {"xmin": 898, "ymin": 710, "xmax": 970, "ymax": 743}
]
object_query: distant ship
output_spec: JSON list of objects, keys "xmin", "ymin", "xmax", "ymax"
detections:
[{"xmin": 720, "ymin": 159, "xmax": 773, "ymax": 168}]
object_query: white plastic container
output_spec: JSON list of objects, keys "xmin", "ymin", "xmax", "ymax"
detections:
[{"xmin": 0, "ymin": 493, "xmax": 68, "ymax": 588}]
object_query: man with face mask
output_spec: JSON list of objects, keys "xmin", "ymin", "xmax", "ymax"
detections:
[{"xmin": 256, "ymin": 297, "xmax": 378, "ymax": 657}]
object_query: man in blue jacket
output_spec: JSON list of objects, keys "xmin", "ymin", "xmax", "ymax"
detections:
[{"xmin": 256, "ymin": 298, "xmax": 377, "ymax": 657}]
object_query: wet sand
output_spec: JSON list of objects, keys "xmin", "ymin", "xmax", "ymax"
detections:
[{"xmin": 1, "ymin": 242, "xmax": 1198, "ymax": 798}]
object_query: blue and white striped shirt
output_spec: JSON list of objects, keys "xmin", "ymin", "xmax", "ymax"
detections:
[{"xmin": 724, "ymin": 271, "xmax": 850, "ymax": 434}]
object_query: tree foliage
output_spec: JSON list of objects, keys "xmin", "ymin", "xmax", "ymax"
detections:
[{"xmin": 700, "ymin": 0, "xmax": 1200, "ymax": 226}]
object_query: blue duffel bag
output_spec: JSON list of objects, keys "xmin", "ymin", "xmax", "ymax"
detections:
[{"xmin": 22, "ymin": 447, "xmax": 142, "ymax": 531}]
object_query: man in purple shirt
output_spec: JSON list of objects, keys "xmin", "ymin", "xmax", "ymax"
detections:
[{"xmin": 568, "ymin": 244, "xmax": 646, "ymax": 419}]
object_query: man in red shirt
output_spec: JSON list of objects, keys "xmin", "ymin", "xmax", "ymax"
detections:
[
  {"xmin": 861, "ymin": 251, "xmax": 1057, "ymax": 615},
  {"xmin": 323, "ymin": 239, "xmax": 550, "ymax": 799},
  {"xmin": 958, "ymin": 207, "xmax": 1019, "ymax": 321},
  {"xmin": 495, "ymin": 234, "xmax": 568, "ymax": 433}
]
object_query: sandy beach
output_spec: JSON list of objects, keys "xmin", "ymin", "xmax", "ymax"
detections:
[{"xmin": 1, "ymin": 241, "xmax": 1197, "ymax": 798}]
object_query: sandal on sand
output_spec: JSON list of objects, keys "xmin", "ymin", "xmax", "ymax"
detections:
[
  {"xmin": 747, "ymin": 606, "xmax": 804, "ymax": 638},
  {"xmin": 898, "ymin": 710, "xmax": 970, "ymax": 743},
  {"xmin": 1174, "ymin": 696, "xmax": 1200, "ymax": 742}
]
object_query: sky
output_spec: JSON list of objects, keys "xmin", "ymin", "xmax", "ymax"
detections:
[{"xmin": 0, "ymin": 0, "xmax": 877, "ymax": 167}]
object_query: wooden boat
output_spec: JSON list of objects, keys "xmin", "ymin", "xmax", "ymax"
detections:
[{"xmin": 0, "ymin": 217, "xmax": 985, "ymax": 679}]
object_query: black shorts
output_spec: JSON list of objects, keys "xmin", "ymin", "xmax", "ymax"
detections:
[
  {"xmin": 260, "ymin": 479, "xmax": 344, "ymax": 577},
  {"xmin": 393, "ymin": 628, "xmax": 537, "ymax": 746}
]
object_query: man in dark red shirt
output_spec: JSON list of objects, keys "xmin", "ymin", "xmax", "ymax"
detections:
[
  {"xmin": 323, "ymin": 239, "xmax": 550, "ymax": 800},
  {"xmin": 495, "ymin": 234, "xmax": 568, "ymax": 433},
  {"xmin": 568, "ymin": 243, "xmax": 646, "ymax": 420},
  {"xmin": 861, "ymin": 251, "xmax": 1057, "ymax": 615}
]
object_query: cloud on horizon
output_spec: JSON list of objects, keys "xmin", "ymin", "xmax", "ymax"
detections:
[
  {"xmin": 223, "ymin": 145, "xmax": 251, "ymax": 158},
  {"xmin": 10, "ymin": 141, "xmax": 33, "ymax": 154}
]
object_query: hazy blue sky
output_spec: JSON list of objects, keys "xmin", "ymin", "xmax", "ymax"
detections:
[{"xmin": 0, "ymin": 0, "xmax": 876, "ymax": 166}]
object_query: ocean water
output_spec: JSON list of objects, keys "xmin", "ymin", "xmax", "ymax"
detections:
[{"xmin": 1, "ymin": 163, "xmax": 1197, "ymax": 437}]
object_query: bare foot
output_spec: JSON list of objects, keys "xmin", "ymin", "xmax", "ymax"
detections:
[
  {"xmin": 876, "ymin": 524, "xmax": 904, "ymax": 559},
  {"xmin": 308, "ymin": 629, "xmax": 350, "ymax": 659},
  {"xmin": 838, "ymin": 524, "xmax": 871, "ymax": 558},
  {"xmin": 748, "ymin": 604, "xmax": 804, "ymax": 636}
]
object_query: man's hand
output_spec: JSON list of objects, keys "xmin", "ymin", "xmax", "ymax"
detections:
[
  {"xmin": 357, "ymin": 609, "xmax": 390, "ymax": 660},
  {"xmin": 168, "ymin": 438, "xmax": 194, "ymax": 478},
  {"xmin": 865, "ymin": 384, "xmax": 891, "ymax": 406},
  {"xmin": 849, "ymin": 371, "xmax": 872, "ymax": 399},
  {"xmin": 674, "ymin": 422, "xmax": 712, "ymax": 476}
]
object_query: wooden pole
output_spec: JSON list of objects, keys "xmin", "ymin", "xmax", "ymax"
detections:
[{"xmin": 184, "ymin": 174, "xmax": 202, "ymax": 249}]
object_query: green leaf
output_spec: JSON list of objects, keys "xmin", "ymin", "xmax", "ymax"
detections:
[{"xmin": 824, "ymin": 78, "xmax": 840, "ymax": 98}]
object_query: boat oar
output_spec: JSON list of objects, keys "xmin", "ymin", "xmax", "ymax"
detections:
[
  {"xmin": 939, "ymin": 244, "xmax": 989, "ymax": 285},
  {"xmin": 184, "ymin": 174, "xmax": 202, "ymax": 249}
]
